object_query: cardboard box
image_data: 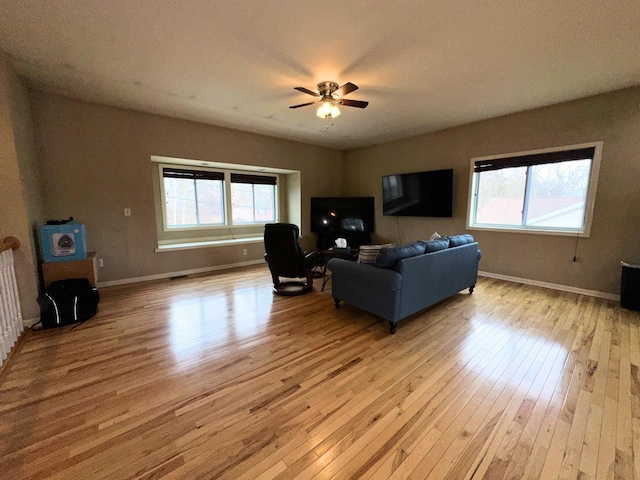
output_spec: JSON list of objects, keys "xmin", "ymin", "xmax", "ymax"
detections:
[{"xmin": 42, "ymin": 251, "xmax": 98, "ymax": 287}]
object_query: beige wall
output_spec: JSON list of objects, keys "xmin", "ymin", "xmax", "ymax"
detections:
[
  {"xmin": 0, "ymin": 51, "xmax": 42, "ymax": 320},
  {"xmin": 21, "ymin": 80, "xmax": 640, "ymax": 295},
  {"xmin": 31, "ymin": 91, "xmax": 346, "ymax": 283},
  {"xmin": 346, "ymin": 87, "xmax": 640, "ymax": 296}
]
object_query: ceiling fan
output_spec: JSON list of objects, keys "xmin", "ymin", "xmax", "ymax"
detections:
[{"xmin": 289, "ymin": 81, "xmax": 369, "ymax": 118}]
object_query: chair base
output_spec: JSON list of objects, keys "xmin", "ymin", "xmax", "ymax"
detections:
[{"xmin": 273, "ymin": 281, "xmax": 313, "ymax": 296}]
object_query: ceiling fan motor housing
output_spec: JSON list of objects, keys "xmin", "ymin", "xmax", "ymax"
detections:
[
  {"xmin": 289, "ymin": 81, "xmax": 367, "ymax": 111},
  {"xmin": 317, "ymin": 81, "xmax": 339, "ymax": 99}
]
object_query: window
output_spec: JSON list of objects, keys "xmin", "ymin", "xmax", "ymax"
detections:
[
  {"xmin": 230, "ymin": 173, "xmax": 276, "ymax": 224},
  {"xmin": 467, "ymin": 143, "xmax": 602, "ymax": 236},
  {"xmin": 163, "ymin": 168, "xmax": 225, "ymax": 227},
  {"xmin": 161, "ymin": 166, "xmax": 277, "ymax": 230}
]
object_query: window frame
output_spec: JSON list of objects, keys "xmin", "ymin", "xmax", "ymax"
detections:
[
  {"xmin": 161, "ymin": 166, "xmax": 227, "ymax": 229},
  {"xmin": 229, "ymin": 173, "xmax": 278, "ymax": 225},
  {"xmin": 466, "ymin": 141, "xmax": 602, "ymax": 237},
  {"xmin": 159, "ymin": 164, "xmax": 278, "ymax": 232}
]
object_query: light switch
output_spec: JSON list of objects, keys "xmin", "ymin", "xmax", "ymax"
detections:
[{"xmin": 124, "ymin": 208, "xmax": 131, "ymax": 217}]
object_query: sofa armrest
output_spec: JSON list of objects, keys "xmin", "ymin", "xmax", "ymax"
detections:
[
  {"xmin": 327, "ymin": 258, "xmax": 402, "ymax": 292},
  {"xmin": 327, "ymin": 258, "xmax": 403, "ymax": 322}
]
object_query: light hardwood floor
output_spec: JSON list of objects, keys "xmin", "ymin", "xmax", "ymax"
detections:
[{"xmin": 1, "ymin": 266, "xmax": 639, "ymax": 479}]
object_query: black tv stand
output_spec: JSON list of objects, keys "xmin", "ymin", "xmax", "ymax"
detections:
[{"xmin": 316, "ymin": 231, "xmax": 372, "ymax": 250}]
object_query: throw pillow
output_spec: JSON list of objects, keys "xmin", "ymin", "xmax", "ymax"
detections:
[
  {"xmin": 423, "ymin": 238, "xmax": 450, "ymax": 253},
  {"xmin": 445, "ymin": 234, "xmax": 474, "ymax": 247},
  {"xmin": 374, "ymin": 242, "xmax": 427, "ymax": 268},
  {"xmin": 429, "ymin": 231, "xmax": 442, "ymax": 241},
  {"xmin": 358, "ymin": 244, "xmax": 394, "ymax": 264}
]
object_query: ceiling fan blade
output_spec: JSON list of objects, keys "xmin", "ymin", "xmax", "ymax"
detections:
[
  {"xmin": 289, "ymin": 101, "xmax": 318, "ymax": 109},
  {"xmin": 333, "ymin": 82, "xmax": 358, "ymax": 98},
  {"xmin": 339, "ymin": 98, "xmax": 369, "ymax": 108},
  {"xmin": 294, "ymin": 87, "xmax": 320, "ymax": 97}
]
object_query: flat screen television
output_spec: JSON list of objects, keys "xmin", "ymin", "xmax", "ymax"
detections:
[
  {"xmin": 382, "ymin": 169, "xmax": 453, "ymax": 217},
  {"xmin": 310, "ymin": 197, "xmax": 375, "ymax": 233}
]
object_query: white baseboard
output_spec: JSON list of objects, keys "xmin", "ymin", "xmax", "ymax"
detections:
[
  {"xmin": 478, "ymin": 270, "xmax": 620, "ymax": 301},
  {"xmin": 97, "ymin": 265, "xmax": 621, "ymax": 300},
  {"xmin": 98, "ymin": 259, "xmax": 265, "ymax": 288},
  {"xmin": 22, "ymin": 317, "xmax": 39, "ymax": 328}
]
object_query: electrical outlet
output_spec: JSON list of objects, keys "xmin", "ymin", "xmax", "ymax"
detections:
[
  {"xmin": 124, "ymin": 208, "xmax": 131, "ymax": 217},
  {"xmin": 242, "ymin": 248, "xmax": 248, "ymax": 256},
  {"xmin": 98, "ymin": 258, "xmax": 104, "ymax": 267}
]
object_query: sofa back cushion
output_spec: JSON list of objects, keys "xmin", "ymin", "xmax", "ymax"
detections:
[
  {"xmin": 422, "ymin": 238, "xmax": 450, "ymax": 253},
  {"xmin": 445, "ymin": 234, "xmax": 474, "ymax": 247},
  {"xmin": 374, "ymin": 242, "xmax": 426, "ymax": 268}
]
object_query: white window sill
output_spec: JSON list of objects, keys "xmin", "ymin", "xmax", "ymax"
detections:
[
  {"xmin": 155, "ymin": 236, "xmax": 264, "ymax": 252},
  {"xmin": 468, "ymin": 225, "xmax": 590, "ymax": 237}
]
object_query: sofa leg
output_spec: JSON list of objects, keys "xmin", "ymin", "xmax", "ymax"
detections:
[
  {"xmin": 469, "ymin": 285, "xmax": 475, "ymax": 294},
  {"xmin": 389, "ymin": 322, "xmax": 398, "ymax": 334},
  {"xmin": 334, "ymin": 298, "xmax": 341, "ymax": 308}
]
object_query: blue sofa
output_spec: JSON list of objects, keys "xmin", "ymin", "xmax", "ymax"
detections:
[{"xmin": 327, "ymin": 235, "xmax": 480, "ymax": 333}]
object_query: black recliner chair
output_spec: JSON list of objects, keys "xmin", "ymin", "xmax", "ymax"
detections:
[{"xmin": 264, "ymin": 223, "xmax": 319, "ymax": 296}]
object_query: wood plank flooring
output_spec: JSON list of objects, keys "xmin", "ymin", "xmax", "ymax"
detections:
[{"xmin": 1, "ymin": 265, "xmax": 639, "ymax": 479}]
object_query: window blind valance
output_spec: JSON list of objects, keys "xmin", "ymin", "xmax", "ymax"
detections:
[
  {"xmin": 473, "ymin": 147, "xmax": 596, "ymax": 173},
  {"xmin": 231, "ymin": 173, "xmax": 277, "ymax": 185},
  {"xmin": 162, "ymin": 168, "xmax": 224, "ymax": 181}
]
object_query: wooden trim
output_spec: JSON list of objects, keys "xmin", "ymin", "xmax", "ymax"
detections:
[{"xmin": 0, "ymin": 236, "xmax": 20, "ymax": 253}]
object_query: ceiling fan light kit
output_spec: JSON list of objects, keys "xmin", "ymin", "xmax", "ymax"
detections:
[
  {"xmin": 291, "ymin": 81, "xmax": 368, "ymax": 119},
  {"xmin": 316, "ymin": 100, "xmax": 341, "ymax": 119}
]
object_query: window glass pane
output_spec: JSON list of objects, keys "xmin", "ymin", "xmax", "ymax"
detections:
[
  {"xmin": 254, "ymin": 184, "xmax": 275, "ymax": 222},
  {"xmin": 231, "ymin": 183, "xmax": 276, "ymax": 224},
  {"xmin": 164, "ymin": 177, "xmax": 197, "ymax": 226},
  {"xmin": 231, "ymin": 183, "xmax": 255, "ymax": 223},
  {"xmin": 475, "ymin": 167, "xmax": 527, "ymax": 226},
  {"xmin": 525, "ymin": 159, "xmax": 590, "ymax": 229},
  {"xmin": 196, "ymin": 179, "xmax": 225, "ymax": 224}
]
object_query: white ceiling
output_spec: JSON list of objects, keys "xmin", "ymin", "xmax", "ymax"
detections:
[{"xmin": 1, "ymin": 1, "xmax": 639, "ymax": 150}]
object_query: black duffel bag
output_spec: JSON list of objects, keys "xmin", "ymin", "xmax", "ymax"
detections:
[{"xmin": 38, "ymin": 278, "xmax": 100, "ymax": 329}]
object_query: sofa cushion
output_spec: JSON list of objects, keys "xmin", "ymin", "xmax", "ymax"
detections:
[
  {"xmin": 358, "ymin": 244, "xmax": 394, "ymax": 264},
  {"xmin": 445, "ymin": 234, "xmax": 474, "ymax": 247},
  {"xmin": 422, "ymin": 238, "xmax": 450, "ymax": 253},
  {"xmin": 374, "ymin": 242, "xmax": 426, "ymax": 268}
]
